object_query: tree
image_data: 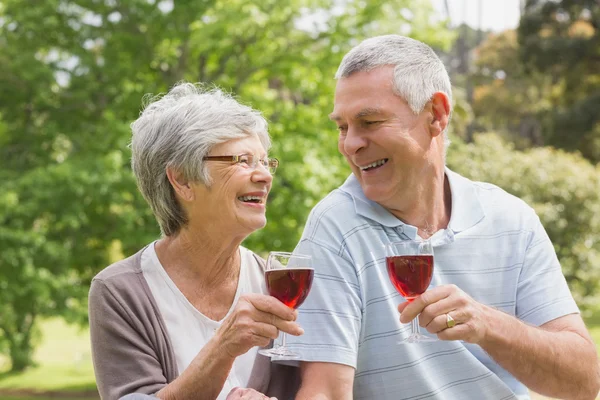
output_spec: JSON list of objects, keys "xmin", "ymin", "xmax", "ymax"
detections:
[
  {"xmin": 448, "ymin": 134, "xmax": 600, "ymax": 313},
  {"xmin": 470, "ymin": 29, "xmax": 555, "ymax": 148},
  {"xmin": 442, "ymin": 23, "xmax": 488, "ymax": 141},
  {"xmin": 518, "ymin": 0, "xmax": 600, "ymax": 161},
  {"xmin": 0, "ymin": 0, "xmax": 453, "ymax": 371}
]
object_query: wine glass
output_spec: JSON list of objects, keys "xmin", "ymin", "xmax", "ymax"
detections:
[
  {"xmin": 385, "ymin": 239, "xmax": 435, "ymax": 343},
  {"xmin": 258, "ymin": 251, "xmax": 314, "ymax": 358}
]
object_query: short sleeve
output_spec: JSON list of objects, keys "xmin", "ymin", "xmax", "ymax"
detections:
[
  {"xmin": 282, "ymin": 238, "xmax": 362, "ymax": 368},
  {"xmin": 516, "ymin": 212, "xmax": 579, "ymax": 326}
]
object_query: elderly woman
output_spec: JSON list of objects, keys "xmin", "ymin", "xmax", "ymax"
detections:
[{"xmin": 89, "ymin": 82, "xmax": 302, "ymax": 400}]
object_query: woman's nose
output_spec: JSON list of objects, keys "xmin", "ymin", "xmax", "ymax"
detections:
[{"xmin": 252, "ymin": 162, "xmax": 273, "ymax": 183}]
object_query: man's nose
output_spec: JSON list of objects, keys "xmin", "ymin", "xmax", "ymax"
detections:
[{"xmin": 343, "ymin": 128, "xmax": 368, "ymax": 156}]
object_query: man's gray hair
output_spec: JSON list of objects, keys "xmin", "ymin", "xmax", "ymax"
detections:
[
  {"xmin": 130, "ymin": 82, "xmax": 270, "ymax": 236},
  {"xmin": 335, "ymin": 35, "xmax": 452, "ymax": 149}
]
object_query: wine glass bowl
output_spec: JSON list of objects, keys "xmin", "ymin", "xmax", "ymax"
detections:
[
  {"xmin": 386, "ymin": 253, "xmax": 434, "ymax": 300},
  {"xmin": 259, "ymin": 251, "xmax": 313, "ymax": 358},
  {"xmin": 265, "ymin": 268, "xmax": 314, "ymax": 309},
  {"xmin": 385, "ymin": 240, "xmax": 435, "ymax": 343}
]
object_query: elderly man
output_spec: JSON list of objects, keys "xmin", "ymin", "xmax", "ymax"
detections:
[{"xmin": 283, "ymin": 35, "xmax": 600, "ymax": 400}]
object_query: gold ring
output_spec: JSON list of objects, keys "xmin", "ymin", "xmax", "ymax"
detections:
[{"xmin": 446, "ymin": 313, "xmax": 456, "ymax": 329}]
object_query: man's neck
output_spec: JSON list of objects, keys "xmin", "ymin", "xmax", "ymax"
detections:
[{"xmin": 385, "ymin": 170, "xmax": 452, "ymax": 239}]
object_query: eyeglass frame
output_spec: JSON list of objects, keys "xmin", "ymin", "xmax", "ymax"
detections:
[{"xmin": 203, "ymin": 154, "xmax": 279, "ymax": 174}]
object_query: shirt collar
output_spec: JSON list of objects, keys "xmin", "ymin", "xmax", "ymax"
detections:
[{"xmin": 339, "ymin": 167, "xmax": 485, "ymax": 235}]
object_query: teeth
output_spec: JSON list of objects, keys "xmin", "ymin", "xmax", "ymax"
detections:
[
  {"xmin": 238, "ymin": 196, "xmax": 262, "ymax": 202},
  {"xmin": 360, "ymin": 159, "xmax": 387, "ymax": 171}
]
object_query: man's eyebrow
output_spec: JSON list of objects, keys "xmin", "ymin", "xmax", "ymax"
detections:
[
  {"xmin": 355, "ymin": 107, "xmax": 384, "ymax": 119},
  {"xmin": 329, "ymin": 107, "xmax": 384, "ymax": 121}
]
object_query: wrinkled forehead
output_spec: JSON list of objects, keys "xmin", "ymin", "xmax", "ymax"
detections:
[{"xmin": 330, "ymin": 67, "xmax": 398, "ymax": 121}]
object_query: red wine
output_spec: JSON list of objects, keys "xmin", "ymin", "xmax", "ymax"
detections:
[
  {"xmin": 386, "ymin": 255, "xmax": 433, "ymax": 301},
  {"xmin": 265, "ymin": 268, "xmax": 314, "ymax": 309}
]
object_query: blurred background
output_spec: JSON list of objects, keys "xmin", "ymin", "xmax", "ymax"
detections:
[{"xmin": 0, "ymin": 0, "xmax": 599, "ymax": 399}]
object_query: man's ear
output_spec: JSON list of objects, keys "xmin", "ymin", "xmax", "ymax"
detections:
[
  {"xmin": 166, "ymin": 166, "xmax": 195, "ymax": 202},
  {"xmin": 429, "ymin": 92, "xmax": 451, "ymax": 138}
]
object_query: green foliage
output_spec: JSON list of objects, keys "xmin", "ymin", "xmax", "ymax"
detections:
[
  {"xmin": 448, "ymin": 134, "xmax": 600, "ymax": 313},
  {"xmin": 469, "ymin": 0, "xmax": 600, "ymax": 160},
  {"xmin": 0, "ymin": 0, "xmax": 453, "ymax": 370},
  {"xmin": 447, "ymin": 85, "xmax": 474, "ymax": 141},
  {"xmin": 470, "ymin": 30, "xmax": 555, "ymax": 147},
  {"xmin": 518, "ymin": 0, "xmax": 600, "ymax": 161}
]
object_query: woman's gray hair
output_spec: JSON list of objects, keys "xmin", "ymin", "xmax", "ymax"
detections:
[
  {"xmin": 335, "ymin": 35, "xmax": 452, "ymax": 150},
  {"xmin": 130, "ymin": 82, "xmax": 270, "ymax": 236}
]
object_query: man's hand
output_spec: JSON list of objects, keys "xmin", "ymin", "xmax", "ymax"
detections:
[
  {"xmin": 226, "ymin": 387, "xmax": 277, "ymax": 400},
  {"xmin": 398, "ymin": 284, "xmax": 491, "ymax": 343},
  {"xmin": 215, "ymin": 293, "xmax": 304, "ymax": 359}
]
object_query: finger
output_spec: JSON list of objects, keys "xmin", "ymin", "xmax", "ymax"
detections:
[
  {"xmin": 252, "ymin": 309, "xmax": 304, "ymax": 336},
  {"xmin": 397, "ymin": 301, "xmax": 410, "ymax": 314},
  {"xmin": 226, "ymin": 387, "xmax": 242, "ymax": 400},
  {"xmin": 275, "ymin": 320, "xmax": 304, "ymax": 336},
  {"xmin": 239, "ymin": 390, "xmax": 253, "ymax": 400},
  {"xmin": 429, "ymin": 308, "xmax": 471, "ymax": 334},
  {"xmin": 419, "ymin": 288, "xmax": 474, "ymax": 328},
  {"xmin": 400, "ymin": 285, "xmax": 457, "ymax": 324},
  {"xmin": 248, "ymin": 329, "xmax": 272, "ymax": 349},
  {"xmin": 437, "ymin": 322, "xmax": 471, "ymax": 341},
  {"xmin": 250, "ymin": 321, "xmax": 280, "ymax": 341},
  {"xmin": 237, "ymin": 388, "xmax": 267, "ymax": 400},
  {"xmin": 425, "ymin": 312, "xmax": 455, "ymax": 334},
  {"xmin": 418, "ymin": 297, "xmax": 458, "ymax": 328},
  {"xmin": 245, "ymin": 293, "xmax": 297, "ymax": 321}
]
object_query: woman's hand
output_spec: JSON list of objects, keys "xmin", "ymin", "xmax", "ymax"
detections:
[
  {"xmin": 226, "ymin": 387, "xmax": 277, "ymax": 400},
  {"xmin": 215, "ymin": 293, "xmax": 304, "ymax": 359}
]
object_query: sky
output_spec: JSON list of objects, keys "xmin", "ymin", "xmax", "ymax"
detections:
[{"xmin": 431, "ymin": 0, "xmax": 522, "ymax": 32}]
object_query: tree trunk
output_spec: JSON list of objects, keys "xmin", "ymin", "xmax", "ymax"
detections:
[
  {"xmin": 9, "ymin": 339, "xmax": 35, "ymax": 372},
  {"xmin": 1, "ymin": 312, "xmax": 37, "ymax": 372}
]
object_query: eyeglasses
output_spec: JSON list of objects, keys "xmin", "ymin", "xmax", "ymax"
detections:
[{"xmin": 203, "ymin": 154, "xmax": 279, "ymax": 174}]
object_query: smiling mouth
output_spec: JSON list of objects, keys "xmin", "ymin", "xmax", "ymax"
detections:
[
  {"xmin": 360, "ymin": 159, "xmax": 388, "ymax": 171},
  {"xmin": 237, "ymin": 196, "xmax": 264, "ymax": 204}
]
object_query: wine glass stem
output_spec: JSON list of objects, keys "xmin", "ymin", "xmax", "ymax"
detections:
[
  {"xmin": 411, "ymin": 315, "xmax": 421, "ymax": 335},
  {"xmin": 280, "ymin": 332, "xmax": 287, "ymax": 349}
]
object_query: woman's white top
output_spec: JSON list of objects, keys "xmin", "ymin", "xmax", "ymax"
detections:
[{"xmin": 141, "ymin": 242, "xmax": 270, "ymax": 399}]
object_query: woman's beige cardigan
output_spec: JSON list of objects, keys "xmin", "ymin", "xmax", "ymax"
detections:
[{"xmin": 89, "ymin": 247, "xmax": 299, "ymax": 400}]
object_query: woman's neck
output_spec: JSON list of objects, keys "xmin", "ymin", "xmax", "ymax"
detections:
[{"xmin": 155, "ymin": 227, "xmax": 244, "ymax": 289}]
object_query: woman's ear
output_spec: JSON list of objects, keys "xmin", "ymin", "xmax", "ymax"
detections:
[
  {"xmin": 166, "ymin": 166, "xmax": 195, "ymax": 202},
  {"xmin": 429, "ymin": 92, "xmax": 451, "ymax": 138}
]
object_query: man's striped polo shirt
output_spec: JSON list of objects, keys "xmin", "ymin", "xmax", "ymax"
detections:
[{"xmin": 283, "ymin": 168, "xmax": 578, "ymax": 399}]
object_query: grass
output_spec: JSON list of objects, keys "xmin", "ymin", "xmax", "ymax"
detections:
[
  {"xmin": 0, "ymin": 318, "xmax": 98, "ymax": 399},
  {"xmin": 1, "ymin": 398, "xmax": 93, "ymax": 400},
  {"xmin": 1, "ymin": 317, "xmax": 599, "ymax": 399}
]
